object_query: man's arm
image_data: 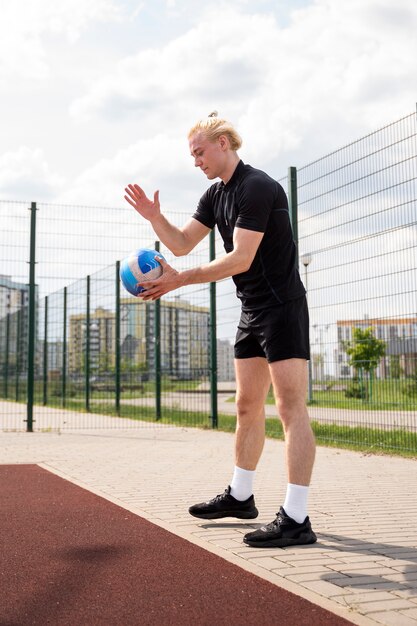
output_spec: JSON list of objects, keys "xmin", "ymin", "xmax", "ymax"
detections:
[
  {"xmin": 151, "ymin": 214, "xmax": 211, "ymax": 256},
  {"xmin": 139, "ymin": 227, "xmax": 264, "ymax": 300},
  {"xmin": 124, "ymin": 184, "xmax": 210, "ymax": 256},
  {"xmin": 182, "ymin": 227, "xmax": 263, "ymax": 284}
]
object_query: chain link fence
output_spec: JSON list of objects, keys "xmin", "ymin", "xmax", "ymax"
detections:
[
  {"xmin": 296, "ymin": 111, "xmax": 417, "ymax": 449},
  {"xmin": 0, "ymin": 200, "xmax": 215, "ymax": 431},
  {"xmin": 1, "ymin": 111, "xmax": 416, "ymax": 452}
]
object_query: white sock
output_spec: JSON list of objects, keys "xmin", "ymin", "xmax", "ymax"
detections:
[
  {"xmin": 230, "ymin": 466, "xmax": 255, "ymax": 501},
  {"xmin": 283, "ymin": 483, "xmax": 309, "ymax": 523}
]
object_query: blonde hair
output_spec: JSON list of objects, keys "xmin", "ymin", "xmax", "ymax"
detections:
[{"xmin": 188, "ymin": 111, "xmax": 242, "ymax": 151}]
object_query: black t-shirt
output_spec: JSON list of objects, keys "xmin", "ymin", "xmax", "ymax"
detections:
[{"xmin": 193, "ymin": 160, "xmax": 305, "ymax": 310}]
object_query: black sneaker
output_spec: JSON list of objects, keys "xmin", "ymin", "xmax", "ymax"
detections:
[
  {"xmin": 188, "ymin": 486, "xmax": 258, "ymax": 520},
  {"xmin": 243, "ymin": 506, "xmax": 317, "ymax": 547}
]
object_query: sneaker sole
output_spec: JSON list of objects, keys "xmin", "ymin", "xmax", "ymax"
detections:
[
  {"xmin": 189, "ymin": 509, "xmax": 259, "ymax": 520},
  {"xmin": 243, "ymin": 531, "xmax": 317, "ymax": 548}
]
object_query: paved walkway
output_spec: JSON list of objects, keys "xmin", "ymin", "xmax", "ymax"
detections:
[{"xmin": 1, "ymin": 406, "xmax": 417, "ymax": 625}]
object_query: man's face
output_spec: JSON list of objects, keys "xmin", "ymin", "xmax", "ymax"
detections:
[{"xmin": 189, "ymin": 132, "xmax": 227, "ymax": 180}]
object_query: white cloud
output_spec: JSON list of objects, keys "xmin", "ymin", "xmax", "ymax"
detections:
[
  {"xmin": 0, "ymin": 0, "xmax": 415, "ymax": 339},
  {"xmin": 0, "ymin": 147, "xmax": 64, "ymax": 200},
  {"xmin": 69, "ymin": 0, "xmax": 417, "ymax": 169},
  {"xmin": 239, "ymin": 0, "xmax": 417, "ymax": 165},
  {"xmin": 56, "ymin": 133, "xmax": 196, "ymax": 209},
  {"xmin": 0, "ymin": 0, "xmax": 123, "ymax": 83},
  {"xmin": 69, "ymin": 8, "xmax": 277, "ymax": 124},
  {"xmin": 2, "ymin": 0, "xmax": 417, "ymax": 229}
]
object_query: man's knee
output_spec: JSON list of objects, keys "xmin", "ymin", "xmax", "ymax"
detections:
[
  {"xmin": 276, "ymin": 397, "xmax": 309, "ymax": 426},
  {"xmin": 236, "ymin": 394, "xmax": 265, "ymax": 422},
  {"xmin": 236, "ymin": 396, "xmax": 255, "ymax": 417}
]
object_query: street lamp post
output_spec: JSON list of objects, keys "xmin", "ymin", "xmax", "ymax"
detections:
[
  {"xmin": 313, "ymin": 323, "xmax": 330, "ymax": 382},
  {"xmin": 301, "ymin": 253, "xmax": 313, "ymax": 403}
]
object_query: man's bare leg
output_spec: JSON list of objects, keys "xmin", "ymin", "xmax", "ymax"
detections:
[
  {"xmin": 269, "ymin": 358, "xmax": 315, "ymax": 487},
  {"xmin": 188, "ymin": 356, "xmax": 270, "ymax": 519},
  {"xmin": 243, "ymin": 357, "xmax": 317, "ymax": 546},
  {"xmin": 234, "ymin": 356, "xmax": 271, "ymax": 470}
]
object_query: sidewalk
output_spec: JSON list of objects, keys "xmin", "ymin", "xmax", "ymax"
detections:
[{"xmin": 1, "ymin": 415, "xmax": 417, "ymax": 625}]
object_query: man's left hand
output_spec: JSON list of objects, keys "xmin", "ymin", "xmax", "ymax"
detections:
[{"xmin": 138, "ymin": 257, "xmax": 183, "ymax": 300}]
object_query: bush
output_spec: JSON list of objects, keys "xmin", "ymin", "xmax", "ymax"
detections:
[
  {"xmin": 345, "ymin": 379, "xmax": 366, "ymax": 399},
  {"xmin": 402, "ymin": 368, "xmax": 417, "ymax": 398}
]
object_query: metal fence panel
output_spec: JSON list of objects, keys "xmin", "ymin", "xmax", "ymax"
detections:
[
  {"xmin": 1, "ymin": 111, "xmax": 416, "ymax": 452},
  {"xmin": 0, "ymin": 200, "xmax": 213, "ymax": 431},
  {"xmin": 296, "ymin": 112, "xmax": 417, "ymax": 451}
]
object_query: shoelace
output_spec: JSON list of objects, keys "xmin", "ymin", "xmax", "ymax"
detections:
[
  {"xmin": 264, "ymin": 511, "xmax": 285, "ymax": 531},
  {"xmin": 208, "ymin": 489, "xmax": 229, "ymax": 504}
]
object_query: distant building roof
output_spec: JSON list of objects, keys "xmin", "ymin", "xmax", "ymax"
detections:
[
  {"xmin": 337, "ymin": 318, "xmax": 417, "ymax": 326},
  {"xmin": 0, "ymin": 275, "xmax": 28, "ymax": 290}
]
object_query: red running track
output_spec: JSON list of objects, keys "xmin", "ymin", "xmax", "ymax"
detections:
[{"xmin": 0, "ymin": 465, "xmax": 353, "ymax": 625}]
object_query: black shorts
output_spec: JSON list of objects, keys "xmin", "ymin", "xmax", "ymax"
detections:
[{"xmin": 234, "ymin": 295, "xmax": 310, "ymax": 363}]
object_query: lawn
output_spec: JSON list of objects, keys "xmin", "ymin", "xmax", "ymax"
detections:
[
  {"xmin": 39, "ymin": 399, "xmax": 417, "ymax": 458},
  {"xmin": 268, "ymin": 379, "xmax": 417, "ymax": 411}
]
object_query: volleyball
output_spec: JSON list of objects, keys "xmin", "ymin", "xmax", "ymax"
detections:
[{"xmin": 120, "ymin": 248, "xmax": 165, "ymax": 296}]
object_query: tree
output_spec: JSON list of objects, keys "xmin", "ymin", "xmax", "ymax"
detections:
[{"xmin": 343, "ymin": 327, "xmax": 386, "ymax": 401}]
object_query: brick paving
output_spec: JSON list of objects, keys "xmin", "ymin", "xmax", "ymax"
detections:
[{"xmin": 1, "ymin": 403, "xmax": 417, "ymax": 625}]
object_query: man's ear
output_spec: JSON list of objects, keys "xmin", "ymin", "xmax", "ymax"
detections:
[{"xmin": 218, "ymin": 134, "xmax": 229, "ymax": 151}]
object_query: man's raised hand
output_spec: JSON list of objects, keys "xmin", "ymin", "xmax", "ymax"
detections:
[{"xmin": 124, "ymin": 184, "xmax": 160, "ymax": 222}]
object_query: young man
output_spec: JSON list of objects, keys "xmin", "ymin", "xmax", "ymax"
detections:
[{"xmin": 124, "ymin": 112, "xmax": 317, "ymax": 548}]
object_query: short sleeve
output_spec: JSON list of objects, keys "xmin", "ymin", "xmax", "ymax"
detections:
[
  {"xmin": 192, "ymin": 186, "xmax": 216, "ymax": 230},
  {"xmin": 235, "ymin": 175, "xmax": 275, "ymax": 233}
]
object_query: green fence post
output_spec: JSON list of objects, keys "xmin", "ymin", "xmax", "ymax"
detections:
[
  {"xmin": 4, "ymin": 313, "xmax": 10, "ymax": 398},
  {"xmin": 26, "ymin": 202, "xmax": 37, "ymax": 432},
  {"xmin": 43, "ymin": 296, "xmax": 48, "ymax": 405},
  {"xmin": 62, "ymin": 287, "xmax": 67, "ymax": 407},
  {"xmin": 15, "ymin": 309, "xmax": 21, "ymax": 402},
  {"xmin": 85, "ymin": 276, "xmax": 91, "ymax": 412},
  {"xmin": 209, "ymin": 229, "xmax": 218, "ymax": 429},
  {"xmin": 115, "ymin": 260, "xmax": 121, "ymax": 415},
  {"xmin": 359, "ymin": 367, "xmax": 364, "ymax": 400},
  {"xmin": 288, "ymin": 166, "xmax": 314, "ymax": 403},
  {"xmin": 288, "ymin": 166, "xmax": 299, "ymax": 269},
  {"xmin": 154, "ymin": 241, "xmax": 161, "ymax": 420},
  {"xmin": 369, "ymin": 369, "xmax": 373, "ymax": 403}
]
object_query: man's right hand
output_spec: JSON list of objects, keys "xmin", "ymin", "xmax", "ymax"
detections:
[{"xmin": 124, "ymin": 184, "xmax": 160, "ymax": 222}]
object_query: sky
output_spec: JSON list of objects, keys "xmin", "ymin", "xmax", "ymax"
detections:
[
  {"xmin": 1, "ymin": 0, "xmax": 417, "ymax": 209},
  {"xmin": 0, "ymin": 0, "xmax": 416, "ymax": 368}
]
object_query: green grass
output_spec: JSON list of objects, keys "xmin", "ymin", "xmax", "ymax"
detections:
[
  {"xmin": 2, "ymin": 390, "xmax": 416, "ymax": 459},
  {"xmin": 61, "ymin": 400, "xmax": 416, "ymax": 459},
  {"xmin": 263, "ymin": 380, "xmax": 417, "ymax": 411}
]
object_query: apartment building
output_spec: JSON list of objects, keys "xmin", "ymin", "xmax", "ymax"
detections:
[{"xmin": 336, "ymin": 316, "xmax": 417, "ymax": 378}]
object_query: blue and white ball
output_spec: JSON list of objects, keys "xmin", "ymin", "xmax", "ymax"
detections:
[{"xmin": 120, "ymin": 248, "xmax": 165, "ymax": 296}]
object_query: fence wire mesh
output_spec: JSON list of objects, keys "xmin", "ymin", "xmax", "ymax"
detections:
[
  {"xmin": 0, "ymin": 200, "xmax": 213, "ymax": 431},
  {"xmin": 1, "ymin": 111, "xmax": 416, "ymax": 453},
  {"xmin": 295, "ymin": 112, "xmax": 417, "ymax": 451}
]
